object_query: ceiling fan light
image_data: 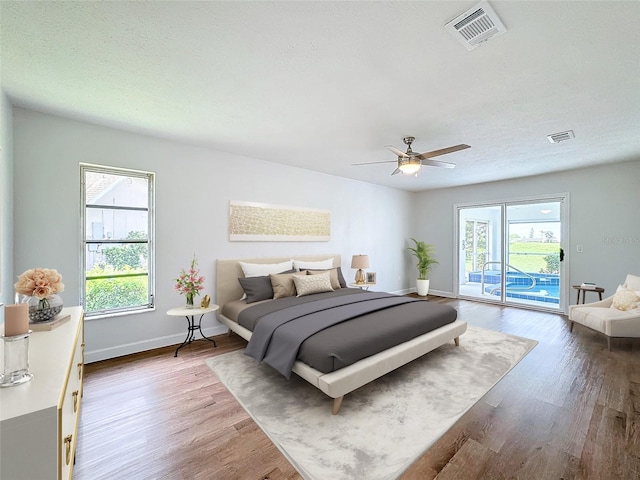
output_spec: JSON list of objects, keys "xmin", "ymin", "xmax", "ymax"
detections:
[
  {"xmin": 398, "ymin": 160, "xmax": 421, "ymax": 175},
  {"xmin": 399, "ymin": 163, "xmax": 421, "ymax": 174}
]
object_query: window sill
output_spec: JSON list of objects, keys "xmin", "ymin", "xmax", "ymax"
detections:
[{"xmin": 85, "ymin": 306, "xmax": 156, "ymax": 321}]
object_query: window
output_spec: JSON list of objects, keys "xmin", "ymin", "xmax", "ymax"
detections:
[
  {"xmin": 81, "ymin": 164, "xmax": 155, "ymax": 317},
  {"xmin": 464, "ymin": 219, "xmax": 489, "ymax": 272}
]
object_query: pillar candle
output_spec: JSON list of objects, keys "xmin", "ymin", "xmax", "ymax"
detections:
[{"xmin": 4, "ymin": 304, "xmax": 29, "ymax": 337}]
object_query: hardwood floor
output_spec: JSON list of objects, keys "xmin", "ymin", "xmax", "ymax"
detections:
[{"xmin": 73, "ymin": 298, "xmax": 640, "ymax": 480}]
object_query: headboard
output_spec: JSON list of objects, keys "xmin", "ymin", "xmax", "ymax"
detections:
[{"xmin": 216, "ymin": 254, "xmax": 342, "ymax": 308}]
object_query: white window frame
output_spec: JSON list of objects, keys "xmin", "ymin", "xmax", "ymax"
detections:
[{"xmin": 80, "ymin": 163, "xmax": 155, "ymax": 318}]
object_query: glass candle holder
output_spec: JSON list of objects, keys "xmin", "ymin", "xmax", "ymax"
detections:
[{"xmin": 0, "ymin": 331, "xmax": 34, "ymax": 387}]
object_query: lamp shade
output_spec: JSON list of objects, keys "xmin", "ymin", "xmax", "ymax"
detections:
[{"xmin": 351, "ymin": 255, "xmax": 369, "ymax": 269}]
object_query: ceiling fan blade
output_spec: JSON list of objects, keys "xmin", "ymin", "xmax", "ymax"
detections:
[
  {"xmin": 415, "ymin": 144, "xmax": 471, "ymax": 160},
  {"xmin": 351, "ymin": 160, "xmax": 397, "ymax": 166},
  {"xmin": 385, "ymin": 145, "xmax": 409, "ymax": 157},
  {"xmin": 421, "ymin": 159, "xmax": 456, "ymax": 169},
  {"xmin": 391, "ymin": 168, "xmax": 401, "ymax": 176}
]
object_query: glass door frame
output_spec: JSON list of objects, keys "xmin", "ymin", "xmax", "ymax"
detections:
[{"xmin": 454, "ymin": 193, "xmax": 570, "ymax": 314}]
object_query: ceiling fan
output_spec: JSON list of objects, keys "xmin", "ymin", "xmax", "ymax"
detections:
[{"xmin": 353, "ymin": 136, "xmax": 471, "ymax": 176}]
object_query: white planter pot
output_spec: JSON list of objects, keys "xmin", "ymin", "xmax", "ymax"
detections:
[{"xmin": 416, "ymin": 279, "xmax": 430, "ymax": 296}]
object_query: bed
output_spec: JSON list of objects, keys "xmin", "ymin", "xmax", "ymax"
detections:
[{"xmin": 216, "ymin": 254, "xmax": 467, "ymax": 414}]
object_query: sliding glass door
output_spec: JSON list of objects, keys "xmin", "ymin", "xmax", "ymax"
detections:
[
  {"xmin": 459, "ymin": 205, "xmax": 501, "ymax": 301},
  {"xmin": 457, "ymin": 196, "xmax": 566, "ymax": 311}
]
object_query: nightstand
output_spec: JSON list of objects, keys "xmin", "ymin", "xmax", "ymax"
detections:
[
  {"xmin": 167, "ymin": 304, "xmax": 219, "ymax": 356},
  {"xmin": 349, "ymin": 282, "xmax": 376, "ymax": 291}
]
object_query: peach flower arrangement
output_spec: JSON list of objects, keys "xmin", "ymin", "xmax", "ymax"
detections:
[{"xmin": 14, "ymin": 268, "xmax": 65, "ymax": 307}]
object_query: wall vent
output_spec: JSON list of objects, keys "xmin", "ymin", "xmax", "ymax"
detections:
[
  {"xmin": 445, "ymin": 1, "xmax": 507, "ymax": 51},
  {"xmin": 547, "ymin": 130, "xmax": 575, "ymax": 143}
]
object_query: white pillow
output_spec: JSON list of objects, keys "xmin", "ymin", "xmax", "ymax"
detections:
[
  {"xmin": 611, "ymin": 286, "xmax": 640, "ymax": 311},
  {"xmin": 293, "ymin": 271, "xmax": 334, "ymax": 297},
  {"xmin": 624, "ymin": 274, "xmax": 640, "ymax": 291},
  {"xmin": 239, "ymin": 260, "xmax": 293, "ymax": 278},
  {"xmin": 292, "ymin": 258, "xmax": 333, "ymax": 271},
  {"xmin": 615, "ymin": 284, "xmax": 640, "ymax": 296}
]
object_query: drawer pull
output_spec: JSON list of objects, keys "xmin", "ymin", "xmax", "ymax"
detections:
[
  {"xmin": 64, "ymin": 434, "xmax": 73, "ymax": 465},
  {"xmin": 72, "ymin": 390, "xmax": 79, "ymax": 413},
  {"xmin": 78, "ymin": 362, "xmax": 83, "ymax": 380}
]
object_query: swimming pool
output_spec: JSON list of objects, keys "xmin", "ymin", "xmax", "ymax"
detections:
[
  {"xmin": 468, "ymin": 271, "xmax": 560, "ymax": 304},
  {"xmin": 485, "ymin": 283, "xmax": 560, "ymax": 304}
]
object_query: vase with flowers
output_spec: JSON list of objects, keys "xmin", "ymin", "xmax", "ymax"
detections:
[
  {"xmin": 175, "ymin": 255, "xmax": 205, "ymax": 308},
  {"xmin": 14, "ymin": 268, "xmax": 65, "ymax": 322}
]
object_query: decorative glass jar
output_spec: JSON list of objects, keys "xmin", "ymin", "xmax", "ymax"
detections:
[{"xmin": 23, "ymin": 294, "xmax": 64, "ymax": 322}]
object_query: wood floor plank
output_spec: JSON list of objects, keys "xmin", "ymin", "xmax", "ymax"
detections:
[
  {"xmin": 434, "ymin": 438, "xmax": 494, "ymax": 479},
  {"xmin": 74, "ymin": 298, "xmax": 640, "ymax": 479}
]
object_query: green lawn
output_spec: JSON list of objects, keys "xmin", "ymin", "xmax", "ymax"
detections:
[
  {"xmin": 466, "ymin": 241, "xmax": 560, "ymax": 274},
  {"xmin": 508, "ymin": 241, "xmax": 559, "ymax": 273},
  {"xmin": 508, "ymin": 242, "xmax": 559, "ymax": 254}
]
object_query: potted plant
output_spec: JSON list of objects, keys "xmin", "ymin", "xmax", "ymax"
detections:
[{"xmin": 407, "ymin": 238, "xmax": 439, "ymax": 296}]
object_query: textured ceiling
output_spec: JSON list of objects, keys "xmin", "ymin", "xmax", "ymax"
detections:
[{"xmin": 2, "ymin": 1, "xmax": 639, "ymax": 192}]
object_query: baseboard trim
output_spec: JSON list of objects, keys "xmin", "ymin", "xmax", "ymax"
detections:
[
  {"xmin": 429, "ymin": 289, "xmax": 456, "ymax": 298},
  {"xmin": 85, "ymin": 324, "xmax": 228, "ymax": 363},
  {"xmin": 396, "ymin": 288, "xmax": 456, "ymax": 298},
  {"xmin": 391, "ymin": 288, "xmax": 414, "ymax": 295}
]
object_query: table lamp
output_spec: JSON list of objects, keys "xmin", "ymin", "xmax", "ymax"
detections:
[{"xmin": 351, "ymin": 254, "xmax": 369, "ymax": 284}]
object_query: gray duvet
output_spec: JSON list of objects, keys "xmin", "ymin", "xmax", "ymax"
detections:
[{"xmin": 239, "ymin": 289, "xmax": 457, "ymax": 378}]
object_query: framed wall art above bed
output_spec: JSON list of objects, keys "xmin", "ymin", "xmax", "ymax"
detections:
[{"xmin": 229, "ymin": 200, "xmax": 330, "ymax": 242}]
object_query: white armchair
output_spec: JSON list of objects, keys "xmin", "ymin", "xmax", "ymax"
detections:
[{"xmin": 568, "ymin": 274, "xmax": 640, "ymax": 350}]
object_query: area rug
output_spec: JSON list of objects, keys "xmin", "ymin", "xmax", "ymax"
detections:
[{"xmin": 205, "ymin": 325, "xmax": 537, "ymax": 480}]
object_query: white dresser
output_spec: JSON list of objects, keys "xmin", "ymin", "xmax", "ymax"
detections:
[{"xmin": 0, "ymin": 306, "xmax": 84, "ymax": 480}]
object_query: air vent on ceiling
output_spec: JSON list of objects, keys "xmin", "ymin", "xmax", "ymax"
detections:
[
  {"xmin": 445, "ymin": 1, "xmax": 507, "ymax": 51},
  {"xmin": 547, "ymin": 130, "xmax": 575, "ymax": 143}
]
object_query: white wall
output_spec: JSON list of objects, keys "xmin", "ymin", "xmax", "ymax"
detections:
[
  {"xmin": 0, "ymin": 92, "xmax": 14, "ymax": 311},
  {"xmin": 411, "ymin": 161, "xmax": 640, "ymax": 305},
  {"xmin": 12, "ymin": 108, "xmax": 413, "ymax": 362},
  {"xmin": 13, "ymin": 107, "xmax": 640, "ymax": 361}
]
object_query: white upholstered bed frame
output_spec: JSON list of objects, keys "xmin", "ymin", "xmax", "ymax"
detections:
[{"xmin": 215, "ymin": 254, "xmax": 467, "ymax": 414}]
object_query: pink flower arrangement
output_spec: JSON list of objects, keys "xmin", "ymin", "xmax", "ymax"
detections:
[
  {"xmin": 14, "ymin": 268, "xmax": 65, "ymax": 298},
  {"xmin": 175, "ymin": 255, "xmax": 204, "ymax": 304}
]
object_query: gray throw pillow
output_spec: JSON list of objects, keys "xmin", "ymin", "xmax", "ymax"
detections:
[
  {"xmin": 238, "ymin": 269, "xmax": 295, "ymax": 303},
  {"xmin": 238, "ymin": 276, "xmax": 273, "ymax": 303},
  {"xmin": 336, "ymin": 266, "xmax": 348, "ymax": 288}
]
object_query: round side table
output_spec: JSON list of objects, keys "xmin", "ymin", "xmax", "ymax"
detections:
[{"xmin": 167, "ymin": 304, "xmax": 219, "ymax": 357}]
